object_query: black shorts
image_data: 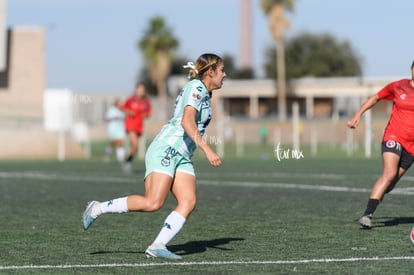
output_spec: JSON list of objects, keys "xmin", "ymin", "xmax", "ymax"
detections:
[
  {"xmin": 126, "ymin": 131, "xmax": 142, "ymax": 137},
  {"xmin": 381, "ymin": 140, "xmax": 414, "ymax": 170}
]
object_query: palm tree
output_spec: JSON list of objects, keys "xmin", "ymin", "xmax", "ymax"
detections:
[
  {"xmin": 139, "ymin": 16, "xmax": 178, "ymax": 120},
  {"xmin": 261, "ymin": 0, "xmax": 294, "ymax": 121}
]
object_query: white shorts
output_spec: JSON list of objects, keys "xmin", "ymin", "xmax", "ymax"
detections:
[
  {"xmin": 145, "ymin": 140, "xmax": 195, "ymax": 178},
  {"xmin": 107, "ymin": 122, "xmax": 126, "ymax": 141}
]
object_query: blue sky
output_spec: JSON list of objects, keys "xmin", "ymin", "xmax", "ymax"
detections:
[{"xmin": 7, "ymin": 0, "xmax": 414, "ymax": 94}]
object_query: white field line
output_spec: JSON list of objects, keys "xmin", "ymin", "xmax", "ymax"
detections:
[
  {"xmin": 198, "ymin": 180, "xmax": 414, "ymax": 195},
  {"xmin": 0, "ymin": 171, "xmax": 348, "ymax": 181},
  {"xmin": 0, "ymin": 171, "xmax": 133, "ymax": 183},
  {"xmin": 3, "ymin": 170, "xmax": 414, "ymax": 183},
  {"xmin": 201, "ymin": 173, "xmax": 414, "ymax": 183},
  {"xmin": 1, "ymin": 256, "xmax": 414, "ymax": 270},
  {"xmin": 1, "ymin": 170, "xmax": 414, "ymax": 195},
  {"xmin": 198, "ymin": 172, "xmax": 347, "ymax": 180}
]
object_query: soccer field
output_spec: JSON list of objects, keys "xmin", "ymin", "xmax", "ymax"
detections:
[{"xmin": 1, "ymin": 155, "xmax": 414, "ymax": 274}]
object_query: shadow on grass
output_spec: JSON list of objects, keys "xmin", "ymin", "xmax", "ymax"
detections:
[
  {"xmin": 376, "ymin": 216, "xmax": 414, "ymax": 227},
  {"xmin": 90, "ymin": 250, "xmax": 143, "ymax": 255},
  {"xmin": 169, "ymin": 237, "xmax": 245, "ymax": 256},
  {"xmin": 90, "ymin": 237, "xmax": 245, "ymax": 256}
]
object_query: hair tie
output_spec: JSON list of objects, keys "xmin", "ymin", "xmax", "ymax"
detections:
[{"xmin": 183, "ymin": 61, "xmax": 198, "ymax": 79}]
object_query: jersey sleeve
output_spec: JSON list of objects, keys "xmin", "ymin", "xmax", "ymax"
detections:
[
  {"xmin": 122, "ymin": 98, "xmax": 131, "ymax": 110},
  {"xmin": 377, "ymin": 81, "xmax": 397, "ymax": 100},
  {"xmin": 183, "ymin": 82, "xmax": 206, "ymax": 112}
]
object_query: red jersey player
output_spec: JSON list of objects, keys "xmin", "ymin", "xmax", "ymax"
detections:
[
  {"xmin": 122, "ymin": 83, "xmax": 152, "ymax": 171},
  {"xmin": 347, "ymin": 60, "xmax": 414, "ymax": 229}
]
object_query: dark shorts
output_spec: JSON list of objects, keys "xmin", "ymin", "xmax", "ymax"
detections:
[
  {"xmin": 126, "ymin": 130, "xmax": 142, "ymax": 137},
  {"xmin": 381, "ymin": 140, "xmax": 414, "ymax": 170}
]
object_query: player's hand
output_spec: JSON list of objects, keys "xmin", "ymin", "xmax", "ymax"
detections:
[
  {"xmin": 205, "ymin": 150, "xmax": 222, "ymax": 167},
  {"xmin": 347, "ymin": 116, "xmax": 360, "ymax": 129}
]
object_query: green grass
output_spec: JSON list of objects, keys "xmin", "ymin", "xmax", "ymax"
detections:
[
  {"xmin": 91, "ymin": 139, "xmax": 382, "ymax": 161},
  {"xmin": 1, "ymin": 152, "xmax": 414, "ymax": 274}
]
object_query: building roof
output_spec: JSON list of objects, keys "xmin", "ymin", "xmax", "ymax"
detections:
[{"xmin": 217, "ymin": 76, "xmax": 406, "ymax": 98}]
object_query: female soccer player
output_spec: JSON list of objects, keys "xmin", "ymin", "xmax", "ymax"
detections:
[
  {"xmin": 104, "ymin": 98, "xmax": 126, "ymax": 163},
  {"xmin": 347, "ymin": 60, "xmax": 414, "ymax": 229},
  {"xmin": 82, "ymin": 53, "xmax": 226, "ymax": 259},
  {"xmin": 122, "ymin": 83, "xmax": 152, "ymax": 172}
]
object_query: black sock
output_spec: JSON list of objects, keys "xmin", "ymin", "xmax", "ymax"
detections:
[
  {"xmin": 363, "ymin": 199, "xmax": 380, "ymax": 217},
  {"xmin": 126, "ymin": 154, "xmax": 134, "ymax": 162}
]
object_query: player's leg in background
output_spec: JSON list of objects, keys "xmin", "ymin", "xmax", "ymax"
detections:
[
  {"xmin": 358, "ymin": 152, "xmax": 400, "ymax": 228},
  {"xmin": 123, "ymin": 131, "xmax": 139, "ymax": 172}
]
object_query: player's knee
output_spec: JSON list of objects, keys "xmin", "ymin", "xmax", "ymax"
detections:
[
  {"xmin": 146, "ymin": 198, "xmax": 165, "ymax": 212},
  {"xmin": 189, "ymin": 197, "xmax": 197, "ymax": 210},
  {"xmin": 382, "ymin": 170, "xmax": 398, "ymax": 182},
  {"xmin": 181, "ymin": 197, "xmax": 197, "ymax": 212}
]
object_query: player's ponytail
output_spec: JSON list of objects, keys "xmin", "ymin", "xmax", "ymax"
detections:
[{"xmin": 183, "ymin": 53, "xmax": 222, "ymax": 80}]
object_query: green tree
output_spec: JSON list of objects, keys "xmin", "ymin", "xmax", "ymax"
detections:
[
  {"xmin": 264, "ymin": 32, "xmax": 362, "ymax": 79},
  {"xmin": 261, "ymin": 0, "xmax": 295, "ymax": 121},
  {"xmin": 170, "ymin": 56, "xmax": 189, "ymax": 76},
  {"xmin": 222, "ymin": 54, "xmax": 255, "ymax": 79},
  {"xmin": 138, "ymin": 16, "xmax": 178, "ymax": 120},
  {"xmin": 222, "ymin": 54, "xmax": 237, "ymax": 78}
]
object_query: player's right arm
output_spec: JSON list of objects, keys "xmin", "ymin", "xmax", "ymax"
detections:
[
  {"xmin": 347, "ymin": 95, "xmax": 381, "ymax": 129},
  {"xmin": 120, "ymin": 98, "xmax": 135, "ymax": 117}
]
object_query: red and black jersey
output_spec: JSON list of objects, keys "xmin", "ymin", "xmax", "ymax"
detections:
[
  {"xmin": 378, "ymin": 79, "xmax": 414, "ymax": 155},
  {"xmin": 122, "ymin": 96, "xmax": 152, "ymax": 134}
]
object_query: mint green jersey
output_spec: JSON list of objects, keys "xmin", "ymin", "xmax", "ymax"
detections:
[{"xmin": 154, "ymin": 79, "xmax": 212, "ymax": 159}]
